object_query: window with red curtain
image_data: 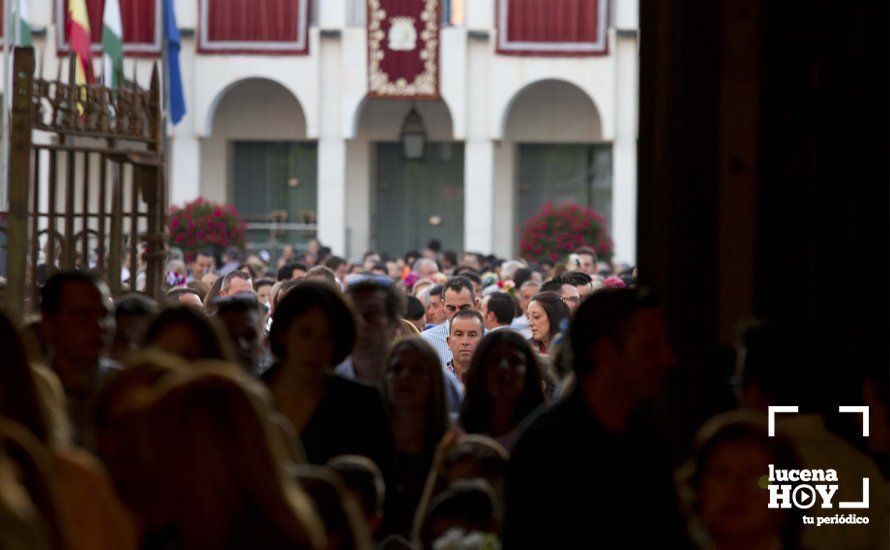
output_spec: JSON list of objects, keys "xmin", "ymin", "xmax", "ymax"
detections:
[
  {"xmin": 199, "ymin": 0, "xmax": 310, "ymax": 54},
  {"xmin": 496, "ymin": 0, "xmax": 609, "ymax": 56},
  {"xmin": 56, "ymin": 0, "xmax": 160, "ymax": 55}
]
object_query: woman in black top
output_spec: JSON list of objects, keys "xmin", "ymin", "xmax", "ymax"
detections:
[
  {"xmin": 459, "ymin": 330, "xmax": 546, "ymax": 450},
  {"xmin": 261, "ymin": 281, "xmax": 395, "ymax": 472},
  {"xmin": 380, "ymin": 337, "xmax": 450, "ymax": 536}
]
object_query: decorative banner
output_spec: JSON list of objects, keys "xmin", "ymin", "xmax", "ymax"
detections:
[
  {"xmin": 497, "ymin": 0, "xmax": 608, "ymax": 56},
  {"xmin": 199, "ymin": 0, "xmax": 309, "ymax": 55},
  {"xmin": 368, "ymin": 0, "xmax": 440, "ymax": 100},
  {"xmin": 56, "ymin": 0, "xmax": 160, "ymax": 56}
]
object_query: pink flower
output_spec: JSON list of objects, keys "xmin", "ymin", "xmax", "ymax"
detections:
[{"xmin": 174, "ymin": 233, "xmax": 184, "ymax": 243}]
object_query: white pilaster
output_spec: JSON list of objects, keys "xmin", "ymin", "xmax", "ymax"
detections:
[
  {"xmin": 611, "ymin": 31, "xmax": 638, "ymax": 264},
  {"xmin": 317, "ymin": 34, "xmax": 347, "ymax": 255},
  {"xmin": 464, "ymin": 140, "xmax": 495, "ymax": 252},
  {"xmin": 318, "ymin": 138, "xmax": 347, "ymax": 254},
  {"xmin": 169, "ymin": 134, "xmax": 201, "ymax": 206},
  {"xmin": 320, "ymin": 0, "xmax": 347, "ymax": 29}
]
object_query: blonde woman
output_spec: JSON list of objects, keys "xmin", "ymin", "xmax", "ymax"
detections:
[{"xmin": 138, "ymin": 370, "xmax": 325, "ymax": 549}]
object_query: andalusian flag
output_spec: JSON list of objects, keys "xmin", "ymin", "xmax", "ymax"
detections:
[
  {"xmin": 16, "ymin": 0, "xmax": 33, "ymax": 46},
  {"xmin": 67, "ymin": 0, "xmax": 95, "ymax": 85},
  {"xmin": 102, "ymin": 0, "xmax": 123, "ymax": 87}
]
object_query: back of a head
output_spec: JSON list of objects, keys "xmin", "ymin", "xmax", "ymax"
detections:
[
  {"xmin": 738, "ymin": 321, "xmax": 827, "ymax": 412},
  {"xmin": 224, "ymin": 246, "xmax": 242, "ymax": 263},
  {"xmin": 204, "ymin": 275, "xmax": 226, "ymax": 310},
  {"xmin": 165, "ymin": 287, "xmax": 202, "ymax": 307},
  {"xmin": 94, "ymin": 349, "xmax": 184, "ymax": 433},
  {"xmin": 347, "ymin": 278, "xmax": 406, "ymax": 323},
  {"xmin": 293, "ymin": 464, "xmax": 373, "ymax": 550},
  {"xmin": 511, "ymin": 268, "xmax": 533, "ymax": 288},
  {"xmin": 441, "ymin": 435, "xmax": 509, "ymax": 482},
  {"xmin": 40, "ymin": 271, "xmax": 103, "ymax": 314},
  {"xmin": 574, "ymin": 246, "xmax": 598, "ymax": 263},
  {"xmin": 213, "ymin": 294, "xmax": 260, "ymax": 317},
  {"xmin": 485, "ymin": 292, "xmax": 516, "ymax": 324},
  {"xmin": 327, "ymin": 455, "xmax": 386, "ymax": 521},
  {"xmin": 325, "ymin": 256, "xmax": 347, "ymax": 271},
  {"xmin": 115, "ymin": 294, "xmax": 159, "ymax": 320},
  {"xmin": 560, "ymin": 271, "xmax": 593, "ymax": 288},
  {"xmin": 569, "ymin": 287, "xmax": 662, "ymax": 377},
  {"xmin": 405, "ymin": 295, "xmax": 425, "ymax": 322},
  {"xmin": 412, "ymin": 258, "xmax": 438, "ymax": 273},
  {"xmin": 500, "ymin": 260, "xmax": 524, "ymax": 281},
  {"xmin": 420, "ymin": 479, "xmax": 501, "ymax": 548},
  {"xmin": 540, "ymin": 277, "xmax": 567, "ymax": 294},
  {"xmin": 277, "ymin": 262, "xmax": 308, "ymax": 282},
  {"xmin": 145, "ymin": 371, "xmax": 323, "ymax": 548},
  {"xmin": 305, "ymin": 265, "xmax": 337, "ymax": 286}
]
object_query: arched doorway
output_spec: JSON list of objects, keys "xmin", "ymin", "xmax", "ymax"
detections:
[
  {"xmin": 498, "ymin": 79, "xmax": 609, "ymax": 252},
  {"xmin": 202, "ymin": 78, "xmax": 315, "ymax": 262},
  {"xmin": 350, "ymin": 98, "xmax": 462, "ymax": 258}
]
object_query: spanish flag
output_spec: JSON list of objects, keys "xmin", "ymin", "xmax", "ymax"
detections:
[{"xmin": 67, "ymin": 0, "xmax": 95, "ymax": 85}]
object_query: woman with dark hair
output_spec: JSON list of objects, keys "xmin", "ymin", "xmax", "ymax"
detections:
[
  {"xmin": 459, "ymin": 331, "xmax": 545, "ymax": 450},
  {"xmin": 380, "ymin": 337, "xmax": 451, "ymax": 537},
  {"xmin": 525, "ymin": 291, "xmax": 570, "ymax": 355},
  {"xmin": 143, "ymin": 304, "xmax": 236, "ymax": 363},
  {"xmin": 677, "ymin": 411, "xmax": 802, "ymax": 550},
  {"xmin": 262, "ymin": 281, "xmax": 395, "ymax": 472}
]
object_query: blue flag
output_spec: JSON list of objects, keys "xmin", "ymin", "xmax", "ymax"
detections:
[{"xmin": 164, "ymin": 0, "xmax": 186, "ymax": 124}]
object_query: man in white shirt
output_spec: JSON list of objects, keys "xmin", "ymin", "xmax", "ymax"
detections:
[{"xmin": 446, "ymin": 309, "xmax": 484, "ymax": 383}]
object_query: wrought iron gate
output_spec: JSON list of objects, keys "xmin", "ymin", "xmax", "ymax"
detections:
[{"xmin": 2, "ymin": 47, "xmax": 166, "ymax": 320}]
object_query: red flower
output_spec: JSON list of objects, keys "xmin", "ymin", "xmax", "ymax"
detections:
[{"xmin": 519, "ymin": 201, "xmax": 612, "ymax": 264}]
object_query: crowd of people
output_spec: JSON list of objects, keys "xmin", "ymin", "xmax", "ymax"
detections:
[{"xmin": 0, "ymin": 240, "xmax": 886, "ymax": 549}]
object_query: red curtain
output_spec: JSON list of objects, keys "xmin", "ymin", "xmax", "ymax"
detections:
[
  {"xmin": 121, "ymin": 0, "xmax": 158, "ymax": 45},
  {"xmin": 58, "ymin": 0, "xmax": 158, "ymax": 50},
  {"xmin": 206, "ymin": 0, "xmax": 299, "ymax": 42},
  {"xmin": 497, "ymin": 0, "xmax": 607, "ymax": 56}
]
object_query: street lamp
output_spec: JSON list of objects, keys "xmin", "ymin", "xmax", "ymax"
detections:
[{"xmin": 400, "ymin": 107, "xmax": 426, "ymax": 161}]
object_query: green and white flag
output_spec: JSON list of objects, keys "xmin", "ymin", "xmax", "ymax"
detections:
[
  {"xmin": 15, "ymin": 0, "xmax": 32, "ymax": 46},
  {"xmin": 102, "ymin": 0, "xmax": 124, "ymax": 87}
]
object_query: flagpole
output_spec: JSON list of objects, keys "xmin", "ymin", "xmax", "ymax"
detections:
[
  {"xmin": 161, "ymin": 0, "xmax": 171, "ymax": 204},
  {"xmin": 1, "ymin": 0, "xmax": 14, "ymax": 211}
]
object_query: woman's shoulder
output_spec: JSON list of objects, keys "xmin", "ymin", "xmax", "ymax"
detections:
[{"xmin": 51, "ymin": 448, "xmax": 139, "ymax": 549}]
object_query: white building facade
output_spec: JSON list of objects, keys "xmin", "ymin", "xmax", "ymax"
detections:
[{"xmin": 10, "ymin": 0, "xmax": 639, "ymax": 264}]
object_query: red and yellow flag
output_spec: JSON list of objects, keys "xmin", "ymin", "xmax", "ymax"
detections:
[{"xmin": 67, "ymin": 0, "xmax": 95, "ymax": 85}]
